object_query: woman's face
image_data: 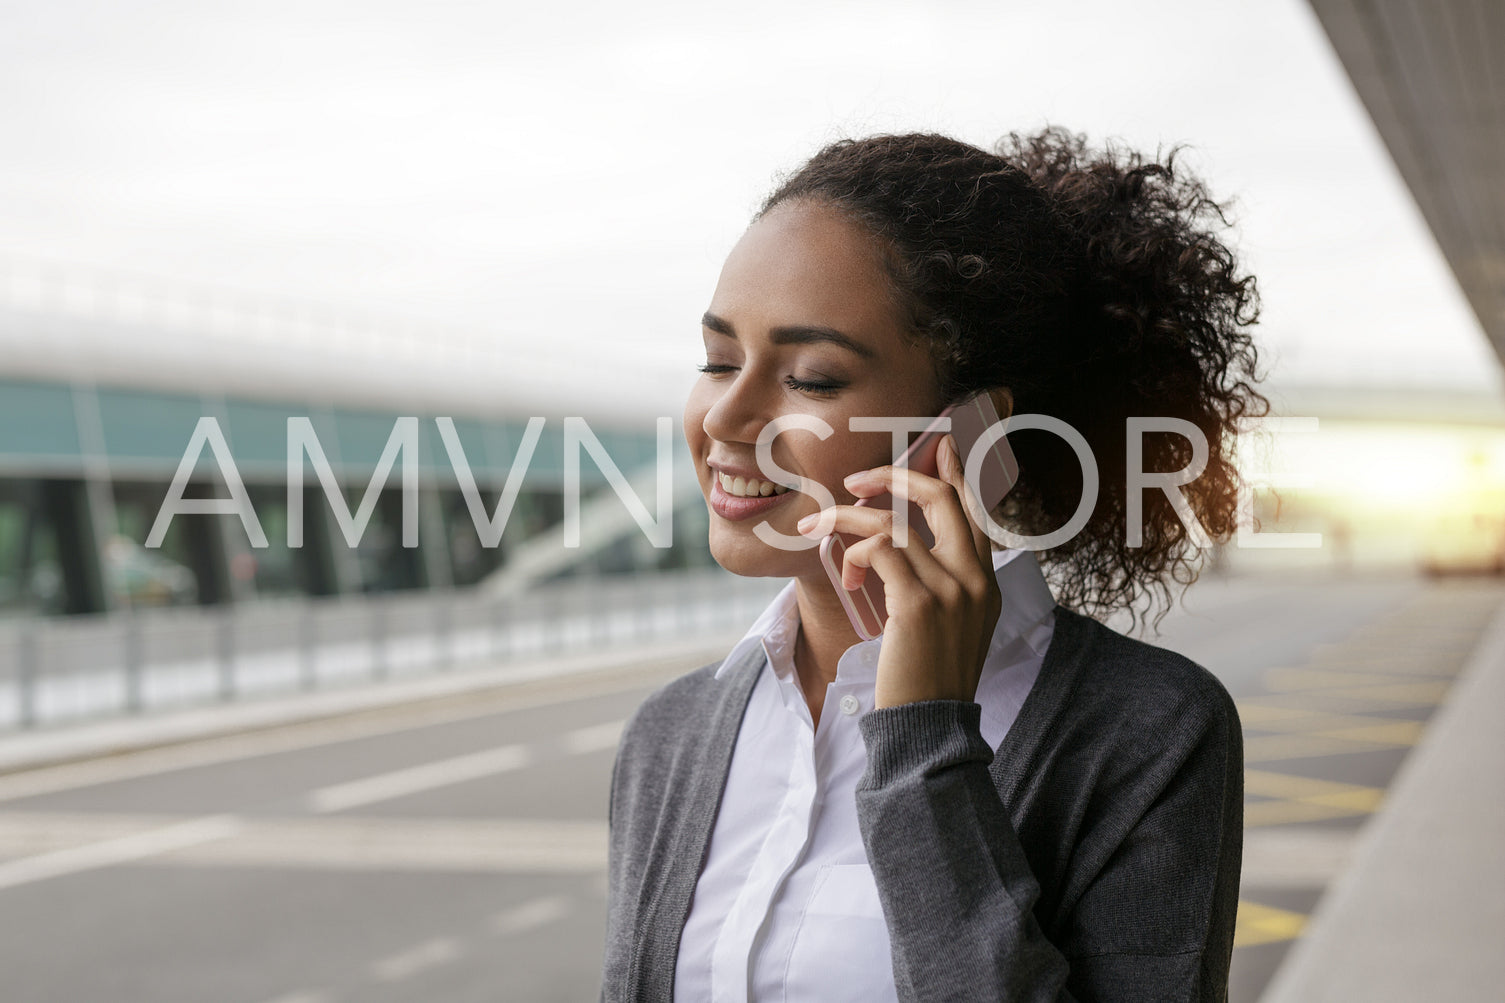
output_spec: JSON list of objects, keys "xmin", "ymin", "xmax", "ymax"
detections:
[{"xmin": 684, "ymin": 198, "xmax": 944, "ymax": 579}]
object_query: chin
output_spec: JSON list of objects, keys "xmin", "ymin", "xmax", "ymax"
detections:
[{"xmin": 707, "ymin": 520, "xmax": 816, "ymax": 579}]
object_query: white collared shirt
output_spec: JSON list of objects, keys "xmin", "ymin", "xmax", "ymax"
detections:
[{"xmin": 672, "ymin": 547, "xmax": 1058, "ymax": 1003}]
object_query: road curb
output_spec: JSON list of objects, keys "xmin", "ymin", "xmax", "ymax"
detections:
[{"xmin": 0, "ymin": 631, "xmax": 744, "ymax": 776}]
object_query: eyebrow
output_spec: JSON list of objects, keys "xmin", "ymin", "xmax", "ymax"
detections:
[{"xmin": 701, "ymin": 311, "xmax": 877, "ymax": 361}]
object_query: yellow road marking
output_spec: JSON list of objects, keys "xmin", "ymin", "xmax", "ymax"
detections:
[
  {"xmin": 1244, "ymin": 733, "xmax": 1401, "ymax": 762},
  {"xmin": 1238, "ymin": 709, "xmax": 1421, "ymax": 734},
  {"xmin": 1315, "ymin": 681, "xmax": 1449, "ymax": 704},
  {"xmin": 1234, "ymin": 900, "xmax": 1307, "ymax": 948},
  {"xmin": 1243, "ymin": 769, "xmax": 1385, "ymax": 826},
  {"xmin": 1237, "ymin": 692, "xmax": 1436, "ymax": 716},
  {"xmin": 1243, "ymin": 769, "xmax": 1376, "ymax": 800},
  {"xmin": 1310, "ymin": 720, "xmax": 1424, "ymax": 745},
  {"xmin": 1263, "ymin": 667, "xmax": 1443, "ymax": 691}
]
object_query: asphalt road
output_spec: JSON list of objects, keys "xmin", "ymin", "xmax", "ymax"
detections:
[{"xmin": 0, "ymin": 570, "xmax": 1499, "ymax": 1003}]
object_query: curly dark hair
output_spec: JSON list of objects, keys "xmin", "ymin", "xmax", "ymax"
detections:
[{"xmin": 755, "ymin": 126, "xmax": 1273, "ymax": 636}]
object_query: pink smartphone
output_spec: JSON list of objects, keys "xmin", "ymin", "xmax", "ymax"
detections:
[{"xmin": 818, "ymin": 391, "xmax": 1019, "ymax": 640}]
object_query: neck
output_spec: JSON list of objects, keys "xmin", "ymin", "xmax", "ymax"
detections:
[{"xmin": 790, "ymin": 571, "xmax": 864, "ymax": 718}]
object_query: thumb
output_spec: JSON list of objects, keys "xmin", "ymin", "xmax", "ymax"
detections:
[{"xmin": 938, "ymin": 432, "xmax": 963, "ymax": 484}]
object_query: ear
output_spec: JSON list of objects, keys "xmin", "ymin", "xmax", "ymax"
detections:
[{"xmin": 986, "ymin": 386, "xmax": 1014, "ymax": 421}]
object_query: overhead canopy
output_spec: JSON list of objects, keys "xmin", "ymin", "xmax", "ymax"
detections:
[{"xmin": 1308, "ymin": 0, "xmax": 1505, "ymax": 368}]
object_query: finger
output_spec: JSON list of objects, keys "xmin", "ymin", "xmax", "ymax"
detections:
[
  {"xmin": 937, "ymin": 432, "xmax": 996, "ymax": 569},
  {"xmin": 941, "ymin": 434, "xmax": 1007, "ymax": 650},
  {"xmin": 813, "ymin": 507, "xmax": 950, "ymax": 590},
  {"xmin": 796, "ymin": 503, "xmax": 907, "ymax": 543},
  {"xmin": 846, "ymin": 455, "xmax": 989, "ymax": 588},
  {"xmin": 798, "ymin": 499, "xmax": 935, "ymax": 551},
  {"xmin": 841, "ymin": 529, "xmax": 953, "ymax": 599},
  {"xmin": 940, "ymin": 433, "xmax": 1006, "ymax": 649}
]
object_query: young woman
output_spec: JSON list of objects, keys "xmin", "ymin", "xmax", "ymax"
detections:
[{"xmin": 601, "ymin": 127, "xmax": 1266, "ymax": 1002}]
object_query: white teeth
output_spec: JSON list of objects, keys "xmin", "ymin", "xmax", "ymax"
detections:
[{"xmin": 716, "ymin": 470, "xmax": 790, "ymax": 498}]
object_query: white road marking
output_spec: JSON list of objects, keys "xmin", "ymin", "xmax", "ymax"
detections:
[
  {"xmin": 303, "ymin": 715, "xmax": 624, "ymax": 815},
  {"xmin": 0, "ymin": 812, "xmax": 608, "ymax": 874},
  {"xmin": 562, "ymin": 719, "xmax": 625, "ymax": 754},
  {"xmin": 0, "ymin": 813, "xmax": 243, "ymax": 891},
  {"xmin": 370, "ymin": 936, "xmax": 464, "ymax": 983},
  {"xmin": 489, "ymin": 894, "xmax": 573, "ymax": 936},
  {"xmin": 305, "ymin": 744, "xmax": 533, "ymax": 813},
  {"xmin": 0, "ymin": 811, "xmax": 173, "ymax": 856},
  {"xmin": 254, "ymin": 991, "xmax": 334, "ymax": 1003},
  {"xmin": 173, "ymin": 816, "xmax": 609, "ymax": 872}
]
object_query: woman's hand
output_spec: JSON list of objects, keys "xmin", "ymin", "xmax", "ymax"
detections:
[{"xmin": 797, "ymin": 433, "xmax": 1003, "ymax": 709}]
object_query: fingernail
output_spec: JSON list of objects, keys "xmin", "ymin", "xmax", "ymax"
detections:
[
  {"xmin": 797, "ymin": 513, "xmax": 816, "ymax": 531},
  {"xmin": 843, "ymin": 470, "xmax": 868, "ymax": 486}
]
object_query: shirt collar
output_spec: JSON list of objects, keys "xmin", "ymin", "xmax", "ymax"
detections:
[
  {"xmin": 713, "ymin": 577, "xmax": 800, "ymax": 683},
  {"xmin": 713, "ymin": 547, "xmax": 1056, "ymax": 681}
]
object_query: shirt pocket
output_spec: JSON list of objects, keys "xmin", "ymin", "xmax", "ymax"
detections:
[{"xmin": 781, "ymin": 863, "xmax": 899, "ymax": 1003}]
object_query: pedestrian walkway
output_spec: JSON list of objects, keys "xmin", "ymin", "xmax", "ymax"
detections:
[
  {"xmin": 1258, "ymin": 585, "xmax": 1505, "ymax": 1001},
  {"xmin": 1225, "ymin": 580, "xmax": 1505, "ymax": 1001}
]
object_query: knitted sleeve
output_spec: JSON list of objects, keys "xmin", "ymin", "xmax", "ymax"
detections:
[{"xmin": 855, "ymin": 693, "xmax": 1242, "ymax": 1002}]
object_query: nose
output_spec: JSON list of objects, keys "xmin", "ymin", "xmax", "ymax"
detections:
[{"xmin": 701, "ymin": 365, "xmax": 778, "ymax": 446}]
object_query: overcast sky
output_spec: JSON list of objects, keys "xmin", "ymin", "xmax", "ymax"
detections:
[{"xmin": 1, "ymin": 0, "xmax": 1500, "ymax": 418}]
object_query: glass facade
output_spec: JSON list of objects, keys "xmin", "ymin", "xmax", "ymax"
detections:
[
  {"xmin": 239, "ymin": 484, "xmax": 339, "ymax": 599},
  {"xmin": 0, "ymin": 377, "xmax": 710, "ymax": 616},
  {"xmin": 0, "ymin": 479, "xmax": 65, "ymax": 617},
  {"xmin": 0, "ymin": 478, "xmax": 104, "ymax": 618}
]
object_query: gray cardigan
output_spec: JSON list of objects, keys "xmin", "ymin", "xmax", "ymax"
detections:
[{"xmin": 601, "ymin": 603, "xmax": 1244, "ymax": 1002}]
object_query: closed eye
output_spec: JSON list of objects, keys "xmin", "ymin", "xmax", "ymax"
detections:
[
  {"xmin": 782, "ymin": 375, "xmax": 843, "ymax": 396},
  {"xmin": 695, "ymin": 362, "xmax": 845, "ymax": 398}
]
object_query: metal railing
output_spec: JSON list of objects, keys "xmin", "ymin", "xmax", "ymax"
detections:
[{"xmin": 0, "ymin": 569, "xmax": 784, "ymax": 732}]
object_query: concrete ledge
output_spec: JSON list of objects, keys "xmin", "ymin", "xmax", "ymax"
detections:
[
  {"xmin": 1259, "ymin": 593, "xmax": 1505, "ymax": 1002},
  {"xmin": 0, "ymin": 630, "xmax": 744, "ymax": 776}
]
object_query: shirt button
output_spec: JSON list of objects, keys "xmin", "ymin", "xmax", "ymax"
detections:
[{"xmin": 839, "ymin": 694, "xmax": 861, "ymax": 716}]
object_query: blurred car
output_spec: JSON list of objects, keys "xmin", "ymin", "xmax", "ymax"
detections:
[
  {"xmin": 104, "ymin": 535, "xmax": 198, "ymax": 605},
  {"xmin": 1418, "ymin": 509, "xmax": 1505, "ymax": 576},
  {"xmin": 0, "ymin": 559, "xmax": 63, "ymax": 615}
]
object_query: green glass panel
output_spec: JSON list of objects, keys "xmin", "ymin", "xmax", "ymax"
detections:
[
  {"xmin": 225, "ymin": 399, "xmax": 306, "ymax": 467},
  {"xmin": 331, "ymin": 409, "xmax": 417, "ymax": 479},
  {"xmin": 431, "ymin": 416, "xmax": 498, "ymax": 483},
  {"xmin": 94, "ymin": 387, "xmax": 237, "ymax": 481},
  {"xmin": 0, "ymin": 379, "xmax": 81, "ymax": 459}
]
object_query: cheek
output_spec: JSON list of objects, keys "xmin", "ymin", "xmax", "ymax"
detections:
[
  {"xmin": 815, "ymin": 433, "xmax": 900, "ymax": 493},
  {"xmin": 796, "ymin": 437, "xmax": 868, "ymax": 499}
]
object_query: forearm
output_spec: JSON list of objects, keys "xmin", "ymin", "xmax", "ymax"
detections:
[
  {"xmin": 856, "ymin": 699, "xmax": 1076, "ymax": 1003},
  {"xmin": 857, "ymin": 696, "xmax": 1242, "ymax": 1003}
]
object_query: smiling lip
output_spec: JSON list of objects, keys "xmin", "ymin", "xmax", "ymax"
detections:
[{"xmin": 708, "ymin": 475, "xmax": 796, "ymax": 521}]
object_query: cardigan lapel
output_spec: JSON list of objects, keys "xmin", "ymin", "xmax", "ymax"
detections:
[
  {"xmin": 988, "ymin": 604, "xmax": 1089, "ymax": 802},
  {"xmin": 628, "ymin": 640, "xmax": 768, "ymax": 1002},
  {"xmin": 984, "ymin": 602, "xmax": 1097, "ymax": 927}
]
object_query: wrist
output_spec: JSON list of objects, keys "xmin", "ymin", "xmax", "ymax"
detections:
[{"xmin": 857, "ymin": 699, "xmax": 993, "ymax": 789}]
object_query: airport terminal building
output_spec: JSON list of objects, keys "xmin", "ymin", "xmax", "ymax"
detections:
[{"xmin": 0, "ymin": 270, "xmax": 714, "ymax": 619}]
